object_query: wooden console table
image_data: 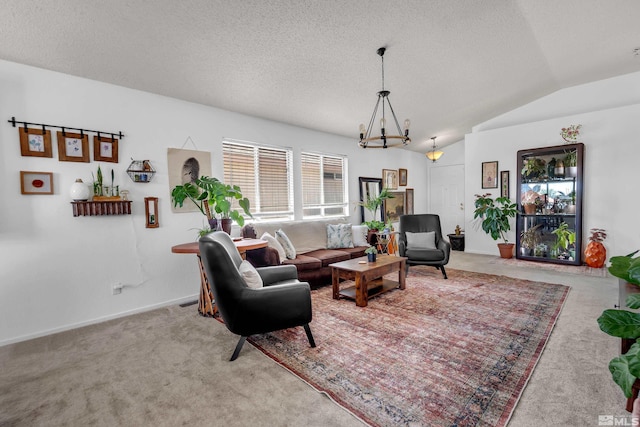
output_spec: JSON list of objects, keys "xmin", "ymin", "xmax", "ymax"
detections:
[{"xmin": 171, "ymin": 238, "xmax": 267, "ymax": 317}]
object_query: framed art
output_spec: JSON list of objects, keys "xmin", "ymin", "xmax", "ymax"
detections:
[
  {"xmin": 405, "ymin": 188, "xmax": 414, "ymax": 215},
  {"xmin": 168, "ymin": 148, "xmax": 212, "ymax": 213},
  {"xmin": 57, "ymin": 131, "xmax": 89, "ymax": 162},
  {"xmin": 500, "ymin": 170, "xmax": 510, "ymax": 198},
  {"xmin": 398, "ymin": 168, "xmax": 407, "ymax": 186},
  {"xmin": 481, "ymin": 161, "xmax": 498, "ymax": 189},
  {"xmin": 382, "ymin": 169, "xmax": 398, "ymax": 190},
  {"xmin": 94, "ymin": 135, "xmax": 119, "ymax": 163},
  {"xmin": 384, "ymin": 191, "xmax": 405, "ymax": 222},
  {"xmin": 19, "ymin": 127, "xmax": 53, "ymax": 157},
  {"xmin": 20, "ymin": 171, "xmax": 53, "ymax": 195}
]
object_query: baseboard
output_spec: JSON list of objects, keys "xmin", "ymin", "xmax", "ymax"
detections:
[{"xmin": 0, "ymin": 294, "xmax": 199, "ymax": 348}]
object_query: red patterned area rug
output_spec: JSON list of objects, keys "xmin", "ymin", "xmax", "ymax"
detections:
[{"xmin": 248, "ymin": 266, "xmax": 569, "ymax": 427}]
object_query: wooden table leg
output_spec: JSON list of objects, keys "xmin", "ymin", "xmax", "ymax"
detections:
[
  {"xmin": 332, "ymin": 267, "xmax": 340, "ymax": 300},
  {"xmin": 399, "ymin": 259, "xmax": 406, "ymax": 290},
  {"xmin": 355, "ymin": 272, "xmax": 367, "ymax": 307},
  {"xmin": 197, "ymin": 255, "xmax": 217, "ymax": 317}
]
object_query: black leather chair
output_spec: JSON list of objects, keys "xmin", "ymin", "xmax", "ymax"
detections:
[
  {"xmin": 398, "ymin": 214, "xmax": 451, "ymax": 279},
  {"xmin": 199, "ymin": 231, "xmax": 316, "ymax": 361}
]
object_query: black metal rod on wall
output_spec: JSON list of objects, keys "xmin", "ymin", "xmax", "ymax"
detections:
[{"xmin": 7, "ymin": 116, "xmax": 124, "ymax": 139}]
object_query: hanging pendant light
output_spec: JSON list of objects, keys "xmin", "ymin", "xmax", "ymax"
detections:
[
  {"xmin": 358, "ymin": 47, "xmax": 410, "ymax": 149},
  {"xmin": 426, "ymin": 137, "xmax": 444, "ymax": 162}
]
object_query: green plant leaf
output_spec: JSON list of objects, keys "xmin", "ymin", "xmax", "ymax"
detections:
[
  {"xmin": 609, "ymin": 251, "xmax": 640, "ymax": 285},
  {"xmin": 627, "ymin": 294, "xmax": 640, "ymax": 310},
  {"xmin": 598, "ymin": 309, "xmax": 640, "ymax": 339},
  {"xmin": 609, "ymin": 342, "xmax": 640, "ymax": 398}
]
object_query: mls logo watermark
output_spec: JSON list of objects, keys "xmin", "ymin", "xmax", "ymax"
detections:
[{"xmin": 599, "ymin": 415, "xmax": 640, "ymax": 426}]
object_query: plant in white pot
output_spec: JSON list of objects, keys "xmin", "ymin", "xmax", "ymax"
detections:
[{"xmin": 473, "ymin": 193, "xmax": 518, "ymax": 259}]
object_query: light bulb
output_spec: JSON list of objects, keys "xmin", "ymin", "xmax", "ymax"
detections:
[
  {"xmin": 404, "ymin": 119, "xmax": 410, "ymax": 130},
  {"xmin": 359, "ymin": 123, "xmax": 366, "ymax": 134},
  {"xmin": 380, "ymin": 118, "xmax": 386, "ymax": 129}
]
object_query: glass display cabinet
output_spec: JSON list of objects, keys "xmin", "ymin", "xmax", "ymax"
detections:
[{"xmin": 516, "ymin": 143, "xmax": 584, "ymax": 265}]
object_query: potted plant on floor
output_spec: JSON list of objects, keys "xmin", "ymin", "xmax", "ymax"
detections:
[
  {"xmin": 171, "ymin": 176, "xmax": 252, "ymax": 234},
  {"xmin": 598, "ymin": 250, "xmax": 640, "ymax": 400},
  {"xmin": 585, "ymin": 228, "xmax": 607, "ymax": 268},
  {"xmin": 473, "ymin": 193, "xmax": 518, "ymax": 258}
]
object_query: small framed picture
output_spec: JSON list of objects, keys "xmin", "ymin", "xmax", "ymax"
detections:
[
  {"xmin": 382, "ymin": 169, "xmax": 398, "ymax": 190},
  {"xmin": 57, "ymin": 131, "xmax": 89, "ymax": 162},
  {"xmin": 500, "ymin": 170, "xmax": 510, "ymax": 198},
  {"xmin": 481, "ymin": 161, "xmax": 498, "ymax": 189},
  {"xmin": 19, "ymin": 127, "xmax": 53, "ymax": 157},
  {"xmin": 398, "ymin": 168, "xmax": 408, "ymax": 186},
  {"xmin": 405, "ymin": 188, "xmax": 414, "ymax": 215},
  {"xmin": 20, "ymin": 171, "xmax": 53, "ymax": 195},
  {"xmin": 94, "ymin": 135, "xmax": 119, "ymax": 163}
]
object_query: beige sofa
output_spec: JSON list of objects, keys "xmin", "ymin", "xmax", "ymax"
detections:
[{"xmin": 242, "ymin": 218, "xmax": 367, "ymax": 287}]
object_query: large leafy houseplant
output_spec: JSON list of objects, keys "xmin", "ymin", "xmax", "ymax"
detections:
[
  {"xmin": 171, "ymin": 176, "xmax": 252, "ymax": 227},
  {"xmin": 473, "ymin": 193, "xmax": 518, "ymax": 258},
  {"xmin": 598, "ymin": 251, "xmax": 640, "ymax": 398}
]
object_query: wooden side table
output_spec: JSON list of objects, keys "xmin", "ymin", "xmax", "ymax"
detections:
[{"xmin": 171, "ymin": 238, "xmax": 267, "ymax": 317}]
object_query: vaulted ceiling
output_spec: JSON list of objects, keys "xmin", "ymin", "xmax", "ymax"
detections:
[{"xmin": 1, "ymin": 1, "xmax": 639, "ymax": 153}]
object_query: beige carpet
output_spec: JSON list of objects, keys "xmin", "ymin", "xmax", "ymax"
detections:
[{"xmin": 0, "ymin": 252, "xmax": 627, "ymax": 426}]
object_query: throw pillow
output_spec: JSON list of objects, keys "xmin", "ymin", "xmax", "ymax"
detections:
[
  {"xmin": 238, "ymin": 260, "xmax": 263, "ymax": 288},
  {"xmin": 326, "ymin": 223, "xmax": 354, "ymax": 249},
  {"xmin": 261, "ymin": 232, "xmax": 286, "ymax": 263},
  {"xmin": 351, "ymin": 225, "xmax": 369, "ymax": 247},
  {"xmin": 275, "ymin": 229, "xmax": 297, "ymax": 259},
  {"xmin": 406, "ymin": 231, "xmax": 437, "ymax": 249}
]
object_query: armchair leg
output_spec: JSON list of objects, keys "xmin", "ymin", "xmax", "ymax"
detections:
[
  {"xmin": 230, "ymin": 336, "xmax": 247, "ymax": 361},
  {"xmin": 303, "ymin": 324, "xmax": 316, "ymax": 348},
  {"xmin": 440, "ymin": 265, "xmax": 448, "ymax": 279}
]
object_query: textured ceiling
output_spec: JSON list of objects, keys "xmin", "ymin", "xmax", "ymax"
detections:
[{"xmin": 1, "ymin": 0, "xmax": 639, "ymax": 153}]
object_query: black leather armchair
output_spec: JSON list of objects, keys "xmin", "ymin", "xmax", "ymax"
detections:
[
  {"xmin": 199, "ymin": 231, "xmax": 316, "ymax": 361},
  {"xmin": 398, "ymin": 214, "xmax": 451, "ymax": 279}
]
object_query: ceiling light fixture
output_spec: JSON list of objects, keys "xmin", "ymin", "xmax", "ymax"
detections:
[
  {"xmin": 425, "ymin": 137, "xmax": 444, "ymax": 162},
  {"xmin": 359, "ymin": 47, "xmax": 410, "ymax": 149}
]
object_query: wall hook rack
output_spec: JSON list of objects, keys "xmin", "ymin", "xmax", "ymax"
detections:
[{"xmin": 8, "ymin": 116, "xmax": 124, "ymax": 139}]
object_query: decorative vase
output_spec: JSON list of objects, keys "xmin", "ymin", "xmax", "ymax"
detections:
[
  {"xmin": 523, "ymin": 203, "xmax": 536, "ymax": 214},
  {"xmin": 220, "ymin": 218, "xmax": 233, "ymax": 235},
  {"xmin": 554, "ymin": 160, "xmax": 565, "ymax": 178},
  {"xmin": 498, "ymin": 243, "xmax": 515, "ymax": 259},
  {"xmin": 69, "ymin": 178, "xmax": 90, "ymax": 201},
  {"xmin": 367, "ymin": 252, "xmax": 377, "ymax": 262},
  {"xmin": 565, "ymin": 166, "xmax": 577, "ymax": 178},
  {"xmin": 585, "ymin": 241, "xmax": 606, "ymax": 268}
]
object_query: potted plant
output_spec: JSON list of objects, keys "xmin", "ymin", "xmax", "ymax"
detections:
[
  {"xmin": 364, "ymin": 245, "xmax": 378, "ymax": 262},
  {"xmin": 564, "ymin": 149, "xmax": 578, "ymax": 177},
  {"xmin": 473, "ymin": 193, "xmax": 518, "ymax": 258},
  {"xmin": 551, "ymin": 222, "xmax": 575, "ymax": 259},
  {"xmin": 597, "ymin": 250, "xmax": 640, "ymax": 400},
  {"xmin": 358, "ymin": 187, "xmax": 394, "ymax": 244},
  {"xmin": 521, "ymin": 157, "xmax": 546, "ymax": 181},
  {"xmin": 519, "ymin": 224, "xmax": 541, "ymax": 256},
  {"xmin": 585, "ymin": 228, "xmax": 607, "ymax": 268},
  {"xmin": 171, "ymin": 176, "xmax": 252, "ymax": 234}
]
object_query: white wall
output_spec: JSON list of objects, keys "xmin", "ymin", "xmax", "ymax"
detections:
[
  {"xmin": 464, "ymin": 71, "xmax": 640, "ymax": 258},
  {"xmin": 0, "ymin": 59, "xmax": 429, "ymax": 345}
]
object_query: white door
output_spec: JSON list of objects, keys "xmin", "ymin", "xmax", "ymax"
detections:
[{"xmin": 429, "ymin": 164, "xmax": 465, "ymax": 237}]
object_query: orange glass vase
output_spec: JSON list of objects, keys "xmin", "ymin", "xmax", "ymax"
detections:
[{"xmin": 585, "ymin": 241, "xmax": 606, "ymax": 268}]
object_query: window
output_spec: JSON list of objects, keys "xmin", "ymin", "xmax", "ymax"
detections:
[
  {"xmin": 223, "ymin": 140, "xmax": 293, "ymax": 220},
  {"xmin": 301, "ymin": 152, "xmax": 348, "ymax": 218}
]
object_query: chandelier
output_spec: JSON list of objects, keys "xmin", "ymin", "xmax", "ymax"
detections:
[
  {"xmin": 359, "ymin": 47, "xmax": 410, "ymax": 149},
  {"xmin": 425, "ymin": 136, "xmax": 444, "ymax": 162}
]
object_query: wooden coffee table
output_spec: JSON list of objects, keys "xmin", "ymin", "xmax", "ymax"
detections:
[{"xmin": 331, "ymin": 255, "xmax": 407, "ymax": 307}]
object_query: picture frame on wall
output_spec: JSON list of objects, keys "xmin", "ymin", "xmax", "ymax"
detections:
[
  {"xmin": 405, "ymin": 188, "xmax": 414, "ymax": 215},
  {"xmin": 481, "ymin": 161, "xmax": 498, "ymax": 189},
  {"xmin": 20, "ymin": 171, "xmax": 53, "ymax": 195},
  {"xmin": 398, "ymin": 168, "xmax": 408, "ymax": 186},
  {"xmin": 384, "ymin": 191, "xmax": 405, "ymax": 222},
  {"xmin": 57, "ymin": 131, "xmax": 89, "ymax": 162},
  {"xmin": 500, "ymin": 170, "xmax": 510, "ymax": 198},
  {"xmin": 382, "ymin": 169, "xmax": 398, "ymax": 190},
  {"xmin": 19, "ymin": 127, "xmax": 53, "ymax": 158},
  {"xmin": 93, "ymin": 135, "xmax": 119, "ymax": 163}
]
